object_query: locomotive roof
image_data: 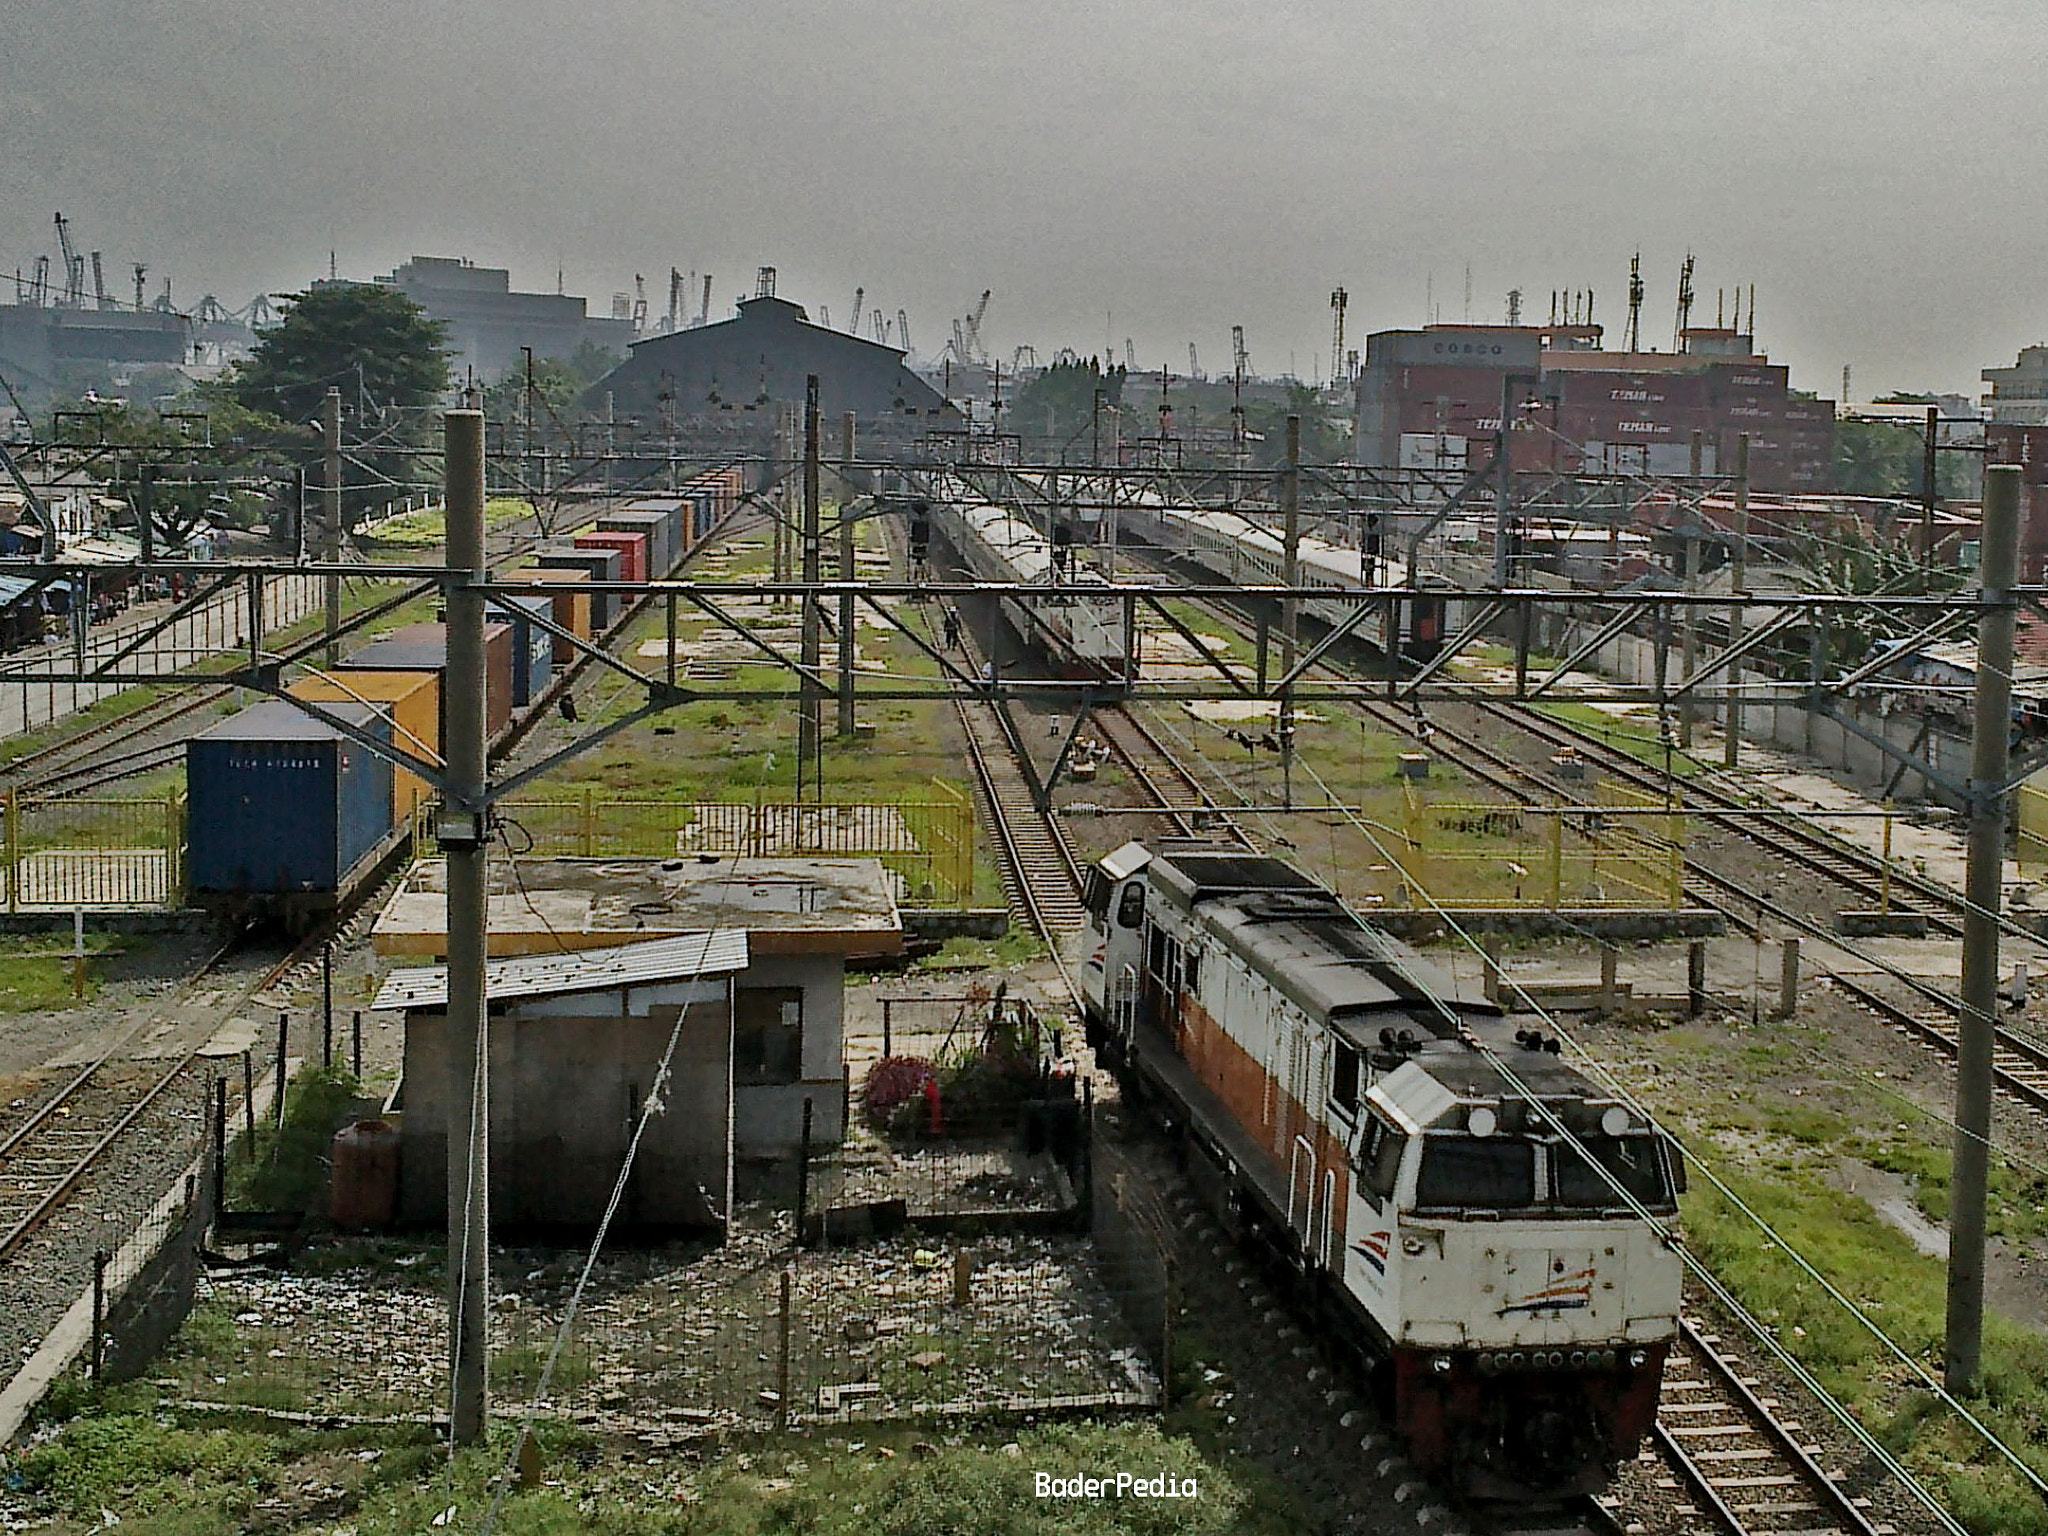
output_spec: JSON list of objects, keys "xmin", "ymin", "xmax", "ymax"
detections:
[{"xmin": 1149, "ymin": 844, "xmax": 1492, "ymax": 1029}]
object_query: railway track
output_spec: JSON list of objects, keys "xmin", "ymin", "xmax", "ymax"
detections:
[
  {"xmin": 1640, "ymin": 1317, "xmax": 1892, "ymax": 1536},
  {"xmin": 1465, "ymin": 698, "xmax": 1965, "ymax": 940},
  {"xmin": 0, "ymin": 934, "xmax": 301, "ymax": 1267},
  {"xmin": 953, "ymin": 693, "xmax": 1088, "ymax": 939},
  {"xmin": 1091, "ymin": 703, "xmax": 1258, "ymax": 849}
]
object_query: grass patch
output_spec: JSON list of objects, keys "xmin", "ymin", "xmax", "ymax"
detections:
[
  {"xmin": 916, "ymin": 931, "xmax": 1048, "ymax": 970},
  {"xmin": 0, "ymin": 933, "xmax": 124, "ymax": 1010},
  {"xmin": 9, "ymin": 1397, "xmax": 1293, "ymax": 1535}
]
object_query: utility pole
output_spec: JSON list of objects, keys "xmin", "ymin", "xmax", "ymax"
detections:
[
  {"xmin": 1723, "ymin": 433, "xmax": 1749, "ymax": 769},
  {"xmin": 1680, "ymin": 431, "xmax": 1702, "ymax": 750},
  {"xmin": 798, "ymin": 377, "xmax": 822, "ymax": 805},
  {"xmin": 1923, "ymin": 405, "xmax": 1940, "ymax": 570},
  {"xmin": 323, "ymin": 389, "xmax": 342, "ymax": 666},
  {"xmin": 1280, "ymin": 415, "xmax": 1300, "ymax": 811},
  {"xmin": 1491, "ymin": 374, "xmax": 1515, "ymax": 587},
  {"xmin": 441, "ymin": 409, "xmax": 491, "ymax": 1446},
  {"xmin": 1946, "ymin": 462, "xmax": 2021, "ymax": 1395},
  {"xmin": 838, "ymin": 412, "xmax": 857, "ymax": 737}
]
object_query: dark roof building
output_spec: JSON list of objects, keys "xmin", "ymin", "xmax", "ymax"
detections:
[{"xmin": 587, "ymin": 293, "xmax": 960, "ymax": 438}]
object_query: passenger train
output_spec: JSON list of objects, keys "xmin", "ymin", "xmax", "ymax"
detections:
[
  {"xmin": 1115, "ymin": 496, "xmax": 1453, "ymax": 662},
  {"xmin": 1081, "ymin": 840, "xmax": 1683, "ymax": 1501},
  {"xmin": 926, "ymin": 485, "xmax": 1138, "ymax": 686}
]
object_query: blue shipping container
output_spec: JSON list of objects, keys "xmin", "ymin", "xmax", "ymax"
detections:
[
  {"xmin": 489, "ymin": 594, "xmax": 555, "ymax": 706},
  {"xmin": 187, "ymin": 700, "xmax": 395, "ymax": 895}
]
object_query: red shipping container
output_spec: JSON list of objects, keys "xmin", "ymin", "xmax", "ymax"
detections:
[{"xmin": 577, "ymin": 530, "xmax": 647, "ymax": 585}]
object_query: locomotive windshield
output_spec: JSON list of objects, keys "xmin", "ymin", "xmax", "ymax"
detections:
[
  {"xmin": 1414, "ymin": 1137, "xmax": 1536, "ymax": 1209},
  {"xmin": 1552, "ymin": 1135, "xmax": 1673, "ymax": 1211}
]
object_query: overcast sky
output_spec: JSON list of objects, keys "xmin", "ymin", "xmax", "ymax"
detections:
[{"xmin": 3, "ymin": 1, "xmax": 2042, "ymax": 399}]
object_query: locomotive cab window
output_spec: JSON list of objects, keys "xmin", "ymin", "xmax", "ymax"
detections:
[
  {"xmin": 1116, "ymin": 881, "xmax": 1145, "ymax": 930},
  {"xmin": 1552, "ymin": 1135, "xmax": 1674, "ymax": 1212},
  {"xmin": 1357, "ymin": 1115, "xmax": 1407, "ymax": 1205},
  {"xmin": 1414, "ymin": 1136, "xmax": 1536, "ymax": 1210},
  {"xmin": 1330, "ymin": 1042, "xmax": 1360, "ymax": 1116}
]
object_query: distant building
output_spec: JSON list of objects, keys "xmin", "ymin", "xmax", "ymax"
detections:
[
  {"xmin": 1985, "ymin": 423, "xmax": 2048, "ymax": 580},
  {"xmin": 1983, "ymin": 346, "xmax": 2048, "ymax": 425},
  {"xmin": 1353, "ymin": 323, "xmax": 1835, "ymax": 494},
  {"xmin": 374, "ymin": 257, "xmax": 636, "ymax": 381},
  {"xmin": 0, "ymin": 303, "xmax": 190, "ymax": 396},
  {"xmin": 588, "ymin": 292, "xmax": 960, "ymax": 439}
]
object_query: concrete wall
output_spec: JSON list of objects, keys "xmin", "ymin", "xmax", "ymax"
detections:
[
  {"xmin": 399, "ymin": 976, "xmax": 734, "ymax": 1233},
  {"xmin": 1438, "ymin": 554, "xmax": 1965, "ymax": 807},
  {"xmin": 735, "ymin": 953, "xmax": 848, "ymax": 1154}
]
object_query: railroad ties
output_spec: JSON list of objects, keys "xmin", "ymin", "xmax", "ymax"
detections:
[
  {"xmin": 1645, "ymin": 1319, "xmax": 1893, "ymax": 1536},
  {"xmin": 953, "ymin": 695, "xmax": 1086, "ymax": 939}
]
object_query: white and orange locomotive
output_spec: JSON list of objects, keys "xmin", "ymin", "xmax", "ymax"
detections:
[{"xmin": 1080, "ymin": 841, "xmax": 1683, "ymax": 1501}]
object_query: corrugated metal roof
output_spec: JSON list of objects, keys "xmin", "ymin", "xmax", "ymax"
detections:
[{"xmin": 372, "ymin": 930, "xmax": 749, "ymax": 1011}]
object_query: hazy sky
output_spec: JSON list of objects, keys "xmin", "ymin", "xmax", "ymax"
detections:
[{"xmin": 3, "ymin": 1, "xmax": 2043, "ymax": 400}]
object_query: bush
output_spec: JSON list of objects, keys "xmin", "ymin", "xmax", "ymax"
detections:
[
  {"xmin": 865, "ymin": 1056, "xmax": 938, "ymax": 1130},
  {"xmin": 232, "ymin": 1064, "xmax": 364, "ymax": 1215}
]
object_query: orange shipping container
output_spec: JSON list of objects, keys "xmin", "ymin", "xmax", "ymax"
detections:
[
  {"xmin": 518, "ymin": 568, "xmax": 592, "ymax": 663},
  {"xmin": 288, "ymin": 670, "xmax": 443, "ymax": 818}
]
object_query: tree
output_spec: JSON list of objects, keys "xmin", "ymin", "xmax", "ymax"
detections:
[
  {"xmin": 230, "ymin": 284, "xmax": 450, "ymax": 426},
  {"xmin": 1006, "ymin": 357, "xmax": 1128, "ymax": 453},
  {"xmin": 1244, "ymin": 383, "xmax": 1346, "ymax": 466}
]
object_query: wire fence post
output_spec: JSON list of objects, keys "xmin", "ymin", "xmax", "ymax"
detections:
[
  {"xmin": 795, "ymin": 1098, "xmax": 814, "ymax": 1248},
  {"xmin": 212, "ymin": 1076, "xmax": 227, "ymax": 1219},
  {"xmin": 322, "ymin": 943, "xmax": 334, "ymax": 1068},
  {"xmin": 275, "ymin": 1013, "xmax": 288, "ymax": 1128},
  {"xmin": 1159, "ymin": 1252, "xmax": 1175, "ymax": 1410},
  {"xmin": 882, "ymin": 998, "xmax": 892, "ymax": 1059},
  {"xmin": 241, "ymin": 1048, "xmax": 254, "ymax": 1146},
  {"xmin": 352, "ymin": 1010, "xmax": 363, "ymax": 1080},
  {"xmin": 90, "ymin": 1250, "xmax": 107, "ymax": 1385},
  {"xmin": 776, "ymin": 1268, "xmax": 793, "ymax": 1430}
]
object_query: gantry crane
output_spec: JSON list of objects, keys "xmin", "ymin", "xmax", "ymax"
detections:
[
  {"xmin": 53, "ymin": 213, "xmax": 84, "ymax": 307},
  {"xmin": 897, "ymin": 310, "xmax": 912, "ymax": 355},
  {"xmin": 849, "ymin": 286, "xmax": 864, "ymax": 334},
  {"xmin": 1329, "ymin": 288, "xmax": 1348, "ymax": 386}
]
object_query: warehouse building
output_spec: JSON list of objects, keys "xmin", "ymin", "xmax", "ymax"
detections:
[
  {"xmin": 1354, "ymin": 322, "xmax": 1835, "ymax": 494},
  {"xmin": 587, "ymin": 289, "xmax": 960, "ymax": 437},
  {"xmin": 374, "ymin": 256, "xmax": 636, "ymax": 380}
]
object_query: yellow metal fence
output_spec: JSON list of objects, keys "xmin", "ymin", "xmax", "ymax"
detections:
[
  {"xmin": 486, "ymin": 788, "xmax": 976, "ymax": 907},
  {"xmin": 3, "ymin": 791, "xmax": 183, "ymax": 909},
  {"xmin": 2020, "ymin": 779, "xmax": 2048, "ymax": 869},
  {"xmin": 1391, "ymin": 780, "xmax": 1684, "ymax": 909}
]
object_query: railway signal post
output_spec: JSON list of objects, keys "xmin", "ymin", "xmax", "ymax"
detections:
[{"xmin": 1946, "ymin": 462, "xmax": 2020, "ymax": 1394}]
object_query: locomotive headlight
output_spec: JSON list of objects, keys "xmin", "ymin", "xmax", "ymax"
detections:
[
  {"xmin": 1401, "ymin": 1236, "xmax": 1427, "ymax": 1256},
  {"xmin": 1627, "ymin": 1349, "xmax": 1647, "ymax": 1369},
  {"xmin": 1431, "ymin": 1355, "xmax": 1453, "ymax": 1375}
]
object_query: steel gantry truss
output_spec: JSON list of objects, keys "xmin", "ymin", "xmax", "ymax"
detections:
[{"xmin": 0, "ymin": 401, "xmax": 2032, "ymax": 1437}]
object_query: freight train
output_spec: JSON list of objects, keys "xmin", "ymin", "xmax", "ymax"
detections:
[
  {"xmin": 926, "ymin": 484, "xmax": 1139, "ymax": 686},
  {"xmin": 183, "ymin": 469, "xmax": 746, "ymax": 929},
  {"xmin": 1080, "ymin": 839, "xmax": 1683, "ymax": 1502},
  {"xmin": 1115, "ymin": 496, "xmax": 1453, "ymax": 662}
]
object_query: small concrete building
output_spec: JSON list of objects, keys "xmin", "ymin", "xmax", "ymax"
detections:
[
  {"xmin": 376, "ymin": 932, "xmax": 748, "ymax": 1235},
  {"xmin": 373, "ymin": 856, "xmax": 904, "ymax": 1154}
]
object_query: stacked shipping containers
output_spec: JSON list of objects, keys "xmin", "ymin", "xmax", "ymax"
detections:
[
  {"xmin": 538, "ymin": 545, "xmax": 622, "ymax": 630},
  {"xmin": 576, "ymin": 529, "xmax": 647, "ymax": 585},
  {"xmin": 341, "ymin": 622, "xmax": 515, "ymax": 738}
]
